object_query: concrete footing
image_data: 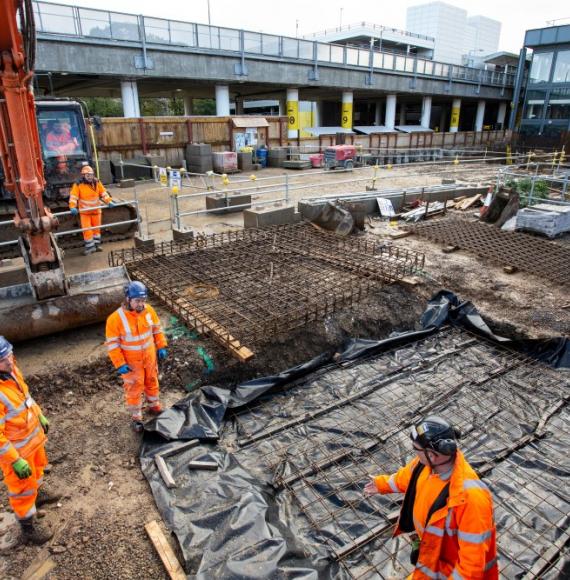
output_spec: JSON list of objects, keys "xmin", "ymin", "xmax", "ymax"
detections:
[
  {"xmin": 206, "ymin": 192, "xmax": 252, "ymax": 214},
  {"xmin": 244, "ymin": 205, "xmax": 299, "ymax": 228},
  {"xmin": 172, "ymin": 228, "xmax": 195, "ymax": 242},
  {"xmin": 134, "ymin": 235, "xmax": 155, "ymax": 251}
]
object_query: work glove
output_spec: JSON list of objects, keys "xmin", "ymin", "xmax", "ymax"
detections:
[
  {"xmin": 70, "ymin": 208, "xmax": 79, "ymax": 216},
  {"xmin": 39, "ymin": 414, "xmax": 49, "ymax": 434},
  {"xmin": 117, "ymin": 364, "xmax": 132, "ymax": 375},
  {"xmin": 157, "ymin": 348, "xmax": 168, "ymax": 361},
  {"xmin": 108, "ymin": 201, "xmax": 116, "ymax": 207},
  {"xmin": 12, "ymin": 458, "xmax": 32, "ymax": 480}
]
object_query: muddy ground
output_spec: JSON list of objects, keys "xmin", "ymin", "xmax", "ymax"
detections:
[{"xmin": 1, "ymin": 160, "xmax": 568, "ymax": 578}]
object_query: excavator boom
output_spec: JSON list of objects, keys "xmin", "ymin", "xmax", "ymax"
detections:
[
  {"xmin": 0, "ymin": 0, "xmax": 129, "ymax": 340},
  {"xmin": 0, "ymin": 0, "xmax": 65, "ymax": 299}
]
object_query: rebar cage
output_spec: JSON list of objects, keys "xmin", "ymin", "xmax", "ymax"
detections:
[
  {"xmin": 109, "ymin": 223, "xmax": 425, "ymax": 359},
  {"xmin": 232, "ymin": 326, "xmax": 570, "ymax": 579}
]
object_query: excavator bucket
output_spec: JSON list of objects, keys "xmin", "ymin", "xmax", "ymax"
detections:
[{"xmin": 0, "ymin": 265, "xmax": 129, "ymax": 343}]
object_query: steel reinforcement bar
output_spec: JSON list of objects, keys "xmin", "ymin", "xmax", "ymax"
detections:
[
  {"xmin": 110, "ymin": 223, "xmax": 424, "ymax": 360},
  {"xmin": 407, "ymin": 218, "xmax": 570, "ymax": 286}
]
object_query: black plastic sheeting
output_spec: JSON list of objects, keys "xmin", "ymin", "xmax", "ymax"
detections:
[{"xmin": 140, "ymin": 291, "xmax": 570, "ymax": 578}]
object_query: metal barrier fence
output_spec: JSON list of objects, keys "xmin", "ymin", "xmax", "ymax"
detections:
[
  {"xmin": 33, "ymin": 0, "xmax": 515, "ymax": 88},
  {"xmin": 0, "ymin": 200, "xmax": 140, "ymax": 248}
]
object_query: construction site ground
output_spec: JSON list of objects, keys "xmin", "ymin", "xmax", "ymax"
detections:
[{"xmin": 0, "ymin": 160, "xmax": 568, "ymax": 578}]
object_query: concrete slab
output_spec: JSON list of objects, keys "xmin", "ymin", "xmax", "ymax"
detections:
[
  {"xmin": 134, "ymin": 235, "xmax": 155, "ymax": 251},
  {"xmin": 206, "ymin": 192, "xmax": 252, "ymax": 214},
  {"xmin": 172, "ymin": 228, "xmax": 195, "ymax": 242},
  {"xmin": 244, "ymin": 205, "xmax": 296, "ymax": 228},
  {"xmin": 282, "ymin": 160, "xmax": 311, "ymax": 170}
]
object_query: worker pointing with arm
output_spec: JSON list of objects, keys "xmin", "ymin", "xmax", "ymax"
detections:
[
  {"xmin": 69, "ymin": 165, "xmax": 115, "ymax": 255},
  {"xmin": 364, "ymin": 416, "xmax": 498, "ymax": 579},
  {"xmin": 0, "ymin": 337, "xmax": 59, "ymax": 545},
  {"xmin": 105, "ymin": 282, "xmax": 168, "ymax": 432}
]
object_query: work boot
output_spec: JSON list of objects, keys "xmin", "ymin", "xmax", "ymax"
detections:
[
  {"xmin": 83, "ymin": 247, "xmax": 95, "ymax": 256},
  {"xmin": 131, "ymin": 420, "xmax": 144, "ymax": 433},
  {"xmin": 36, "ymin": 486, "xmax": 62, "ymax": 508},
  {"xmin": 95, "ymin": 245, "xmax": 103, "ymax": 252},
  {"xmin": 19, "ymin": 516, "xmax": 53, "ymax": 545},
  {"xmin": 147, "ymin": 403, "xmax": 163, "ymax": 415}
]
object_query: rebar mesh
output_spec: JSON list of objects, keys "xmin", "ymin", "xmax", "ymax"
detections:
[
  {"xmin": 109, "ymin": 223, "xmax": 425, "ymax": 358},
  {"xmin": 407, "ymin": 218, "xmax": 570, "ymax": 286},
  {"xmin": 233, "ymin": 327, "xmax": 570, "ymax": 579}
]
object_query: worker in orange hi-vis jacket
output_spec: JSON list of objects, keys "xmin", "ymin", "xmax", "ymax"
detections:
[
  {"xmin": 69, "ymin": 165, "xmax": 115, "ymax": 255},
  {"xmin": 0, "ymin": 336, "xmax": 61, "ymax": 545},
  {"xmin": 105, "ymin": 282, "xmax": 168, "ymax": 432},
  {"xmin": 364, "ymin": 416, "xmax": 498, "ymax": 580}
]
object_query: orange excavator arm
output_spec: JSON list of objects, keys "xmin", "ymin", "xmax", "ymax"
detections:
[{"xmin": 0, "ymin": 0, "xmax": 66, "ymax": 299}]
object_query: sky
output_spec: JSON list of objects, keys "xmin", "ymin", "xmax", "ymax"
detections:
[{"xmin": 49, "ymin": 0, "xmax": 567, "ymax": 53}]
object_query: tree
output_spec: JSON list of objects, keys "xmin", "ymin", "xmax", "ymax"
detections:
[
  {"xmin": 82, "ymin": 97, "xmax": 123, "ymax": 117},
  {"xmin": 192, "ymin": 99, "xmax": 216, "ymax": 115}
]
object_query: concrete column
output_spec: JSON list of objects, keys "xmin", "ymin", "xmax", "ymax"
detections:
[
  {"xmin": 215, "ymin": 84, "xmax": 230, "ymax": 116},
  {"xmin": 385, "ymin": 94, "xmax": 397, "ymax": 130},
  {"xmin": 183, "ymin": 94, "xmax": 193, "ymax": 116},
  {"xmin": 121, "ymin": 80, "xmax": 140, "ymax": 118},
  {"xmin": 475, "ymin": 100, "xmax": 486, "ymax": 132},
  {"xmin": 421, "ymin": 96, "xmax": 432, "ymax": 128},
  {"xmin": 399, "ymin": 103, "xmax": 407, "ymax": 125},
  {"xmin": 313, "ymin": 100, "xmax": 322, "ymax": 128},
  {"xmin": 449, "ymin": 98, "xmax": 461, "ymax": 133},
  {"xmin": 439, "ymin": 108, "xmax": 447, "ymax": 132},
  {"xmin": 235, "ymin": 99, "xmax": 244, "ymax": 115},
  {"xmin": 341, "ymin": 91, "xmax": 353, "ymax": 129},
  {"xmin": 497, "ymin": 102, "xmax": 507, "ymax": 129},
  {"xmin": 279, "ymin": 100, "xmax": 286, "ymax": 116},
  {"xmin": 374, "ymin": 101, "xmax": 382, "ymax": 126},
  {"xmin": 286, "ymin": 88, "xmax": 299, "ymax": 139}
]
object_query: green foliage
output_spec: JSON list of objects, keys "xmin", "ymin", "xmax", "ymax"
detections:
[
  {"xmin": 82, "ymin": 97, "xmax": 123, "ymax": 117},
  {"xmin": 192, "ymin": 99, "xmax": 216, "ymax": 115},
  {"xmin": 505, "ymin": 178, "xmax": 549, "ymax": 207}
]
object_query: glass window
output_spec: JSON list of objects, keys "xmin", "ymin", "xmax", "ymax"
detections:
[
  {"xmin": 37, "ymin": 110, "xmax": 86, "ymax": 159},
  {"xmin": 37, "ymin": 3, "xmax": 77, "ymax": 35},
  {"xmin": 529, "ymin": 51, "xmax": 553, "ymax": 84},
  {"xmin": 170, "ymin": 21, "xmax": 195, "ymax": 46},
  {"xmin": 80, "ymin": 8, "xmax": 111, "ymax": 39},
  {"xmin": 553, "ymin": 50, "xmax": 570, "ymax": 83},
  {"xmin": 524, "ymin": 90, "xmax": 547, "ymax": 119},
  {"xmin": 110, "ymin": 13, "xmax": 140, "ymax": 41},
  {"xmin": 546, "ymin": 87, "xmax": 570, "ymax": 119},
  {"xmin": 144, "ymin": 18, "xmax": 170, "ymax": 44}
]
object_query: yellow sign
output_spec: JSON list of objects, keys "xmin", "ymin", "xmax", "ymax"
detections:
[
  {"xmin": 159, "ymin": 167, "xmax": 167, "ymax": 186},
  {"xmin": 450, "ymin": 106, "xmax": 460, "ymax": 129},
  {"xmin": 341, "ymin": 102, "xmax": 353, "ymax": 129},
  {"xmin": 286, "ymin": 100, "xmax": 299, "ymax": 130}
]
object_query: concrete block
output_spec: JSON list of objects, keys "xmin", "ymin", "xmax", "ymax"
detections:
[
  {"xmin": 118, "ymin": 179, "xmax": 135, "ymax": 188},
  {"xmin": 212, "ymin": 152, "xmax": 238, "ymax": 173},
  {"xmin": 238, "ymin": 152, "xmax": 254, "ymax": 171},
  {"xmin": 244, "ymin": 204, "xmax": 295, "ymax": 228},
  {"xmin": 134, "ymin": 235, "xmax": 155, "ymax": 251},
  {"xmin": 135, "ymin": 155, "xmax": 166, "ymax": 168},
  {"xmin": 111, "ymin": 160, "xmax": 151, "ymax": 180},
  {"xmin": 186, "ymin": 143, "xmax": 212, "ymax": 156},
  {"xmin": 186, "ymin": 157, "xmax": 213, "ymax": 173},
  {"xmin": 206, "ymin": 192, "xmax": 252, "ymax": 214},
  {"xmin": 172, "ymin": 227, "xmax": 194, "ymax": 242}
]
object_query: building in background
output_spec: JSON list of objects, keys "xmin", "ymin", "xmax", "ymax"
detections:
[
  {"xmin": 406, "ymin": 1, "xmax": 500, "ymax": 65},
  {"xmin": 516, "ymin": 24, "xmax": 570, "ymax": 145}
]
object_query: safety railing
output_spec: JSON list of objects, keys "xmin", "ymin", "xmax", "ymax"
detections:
[
  {"xmin": 0, "ymin": 200, "xmax": 141, "ymax": 248},
  {"xmin": 32, "ymin": 1, "xmax": 515, "ymax": 87},
  {"xmin": 164, "ymin": 151, "xmax": 538, "ymax": 231},
  {"xmin": 304, "ymin": 22, "xmax": 435, "ymax": 43}
]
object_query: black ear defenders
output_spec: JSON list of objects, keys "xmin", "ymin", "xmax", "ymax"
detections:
[{"xmin": 433, "ymin": 438, "xmax": 457, "ymax": 456}]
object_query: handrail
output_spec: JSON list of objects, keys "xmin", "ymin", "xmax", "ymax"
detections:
[
  {"xmin": 32, "ymin": 1, "xmax": 515, "ymax": 88},
  {"xmin": 304, "ymin": 22, "xmax": 435, "ymax": 43}
]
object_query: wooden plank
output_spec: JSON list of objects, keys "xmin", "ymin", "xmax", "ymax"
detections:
[
  {"xmin": 389, "ymin": 230, "xmax": 411, "ymax": 239},
  {"xmin": 22, "ymin": 556, "xmax": 56, "ymax": 580},
  {"xmin": 145, "ymin": 520, "xmax": 186, "ymax": 580}
]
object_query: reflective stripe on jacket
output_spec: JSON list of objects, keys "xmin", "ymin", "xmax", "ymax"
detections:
[
  {"xmin": 105, "ymin": 304, "xmax": 167, "ymax": 369},
  {"xmin": 374, "ymin": 451, "xmax": 498, "ymax": 579},
  {"xmin": 0, "ymin": 363, "xmax": 46, "ymax": 467},
  {"xmin": 69, "ymin": 179, "xmax": 112, "ymax": 214}
]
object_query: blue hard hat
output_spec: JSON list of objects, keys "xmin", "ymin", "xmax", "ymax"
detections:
[
  {"xmin": 125, "ymin": 281, "xmax": 147, "ymax": 299},
  {"xmin": 0, "ymin": 336, "xmax": 13, "ymax": 360}
]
